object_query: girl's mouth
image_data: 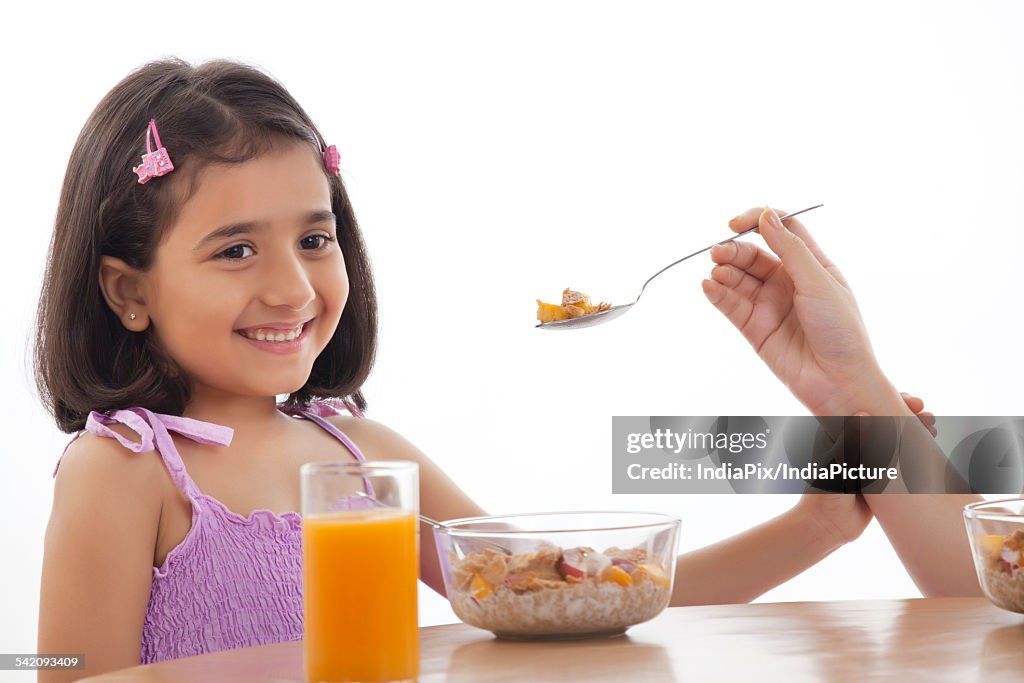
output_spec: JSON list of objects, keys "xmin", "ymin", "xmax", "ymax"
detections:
[{"xmin": 235, "ymin": 318, "xmax": 314, "ymax": 354}]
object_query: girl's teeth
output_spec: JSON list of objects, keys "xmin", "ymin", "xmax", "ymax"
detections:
[{"xmin": 242, "ymin": 323, "xmax": 304, "ymax": 342}]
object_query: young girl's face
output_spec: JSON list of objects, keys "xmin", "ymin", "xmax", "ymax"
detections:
[{"xmin": 141, "ymin": 140, "xmax": 347, "ymax": 399}]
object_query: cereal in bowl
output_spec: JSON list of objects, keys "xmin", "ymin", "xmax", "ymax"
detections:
[
  {"xmin": 976, "ymin": 530, "xmax": 1024, "ymax": 613},
  {"xmin": 446, "ymin": 544, "xmax": 672, "ymax": 638}
]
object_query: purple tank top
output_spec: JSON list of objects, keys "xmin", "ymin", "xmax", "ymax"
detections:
[{"xmin": 53, "ymin": 400, "xmax": 368, "ymax": 664}]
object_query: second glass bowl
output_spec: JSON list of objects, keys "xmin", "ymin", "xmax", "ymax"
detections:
[{"xmin": 964, "ymin": 498, "xmax": 1024, "ymax": 613}]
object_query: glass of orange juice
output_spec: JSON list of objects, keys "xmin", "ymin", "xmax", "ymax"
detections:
[{"xmin": 301, "ymin": 461, "xmax": 419, "ymax": 683}]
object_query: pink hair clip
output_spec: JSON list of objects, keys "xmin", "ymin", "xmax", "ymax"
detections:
[
  {"xmin": 323, "ymin": 144, "xmax": 340, "ymax": 175},
  {"xmin": 132, "ymin": 119, "xmax": 174, "ymax": 184}
]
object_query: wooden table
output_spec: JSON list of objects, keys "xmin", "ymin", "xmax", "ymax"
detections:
[{"xmin": 82, "ymin": 598, "xmax": 1024, "ymax": 682}]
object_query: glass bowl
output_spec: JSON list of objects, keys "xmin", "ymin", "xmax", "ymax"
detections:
[
  {"xmin": 433, "ymin": 511, "xmax": 680, "ymax": 640},
  {"xmin": 964, "ymin": 498, "xmax": 1024, "ymax": 613}
]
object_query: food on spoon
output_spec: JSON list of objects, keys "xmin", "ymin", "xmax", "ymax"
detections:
[
  {"xmin": 536, "ymin": 288, "xmax": 612, "ymax": 323},
  {"xmin": 536, "ymin": 301, "xmax": 570, "ymax": 322}
]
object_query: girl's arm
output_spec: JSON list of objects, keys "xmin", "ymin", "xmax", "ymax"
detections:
[
  {"xmin": 331, "ymin": 417, "xmax": 877, "ymax": 605},
  {"xmin": 670, "ymin": 493, "xmax": 870, "ymax": 605},
  {"xmin": 38, "ymin": 434, "xmax": 161, "ymax": 681}
]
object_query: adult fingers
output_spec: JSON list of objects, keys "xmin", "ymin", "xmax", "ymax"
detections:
[
  {"xmin": 900, "ymin": 392, "xmax": 925, "ymax": 414},
  {"xmin": 710, "ymin": 240, "xmax": 781, "ymax": 281},
  {"xmin": 859, "ymin": 404, "xmax": 937, "ymax": 436},
  {"xmin": 701, "ymin": 278, "xmax": 754, "ymax": 333},
  {"xmin": 919, "ymin": 412, "xmax": 938, "ymax": 437},
  {"xmin": 728, "ymin": 206, "xmax": 768, "ymax": 233},
  {"xmin": 728, "ymin": 206, "xmax": 844, "ymax": 283},
  {"xmin": 754, "ymin": 207, "xmax": 836, "ymax": 297},
  {"xmin": 710, "ymin": 263, "xmax": 763, "ymax": 300}
]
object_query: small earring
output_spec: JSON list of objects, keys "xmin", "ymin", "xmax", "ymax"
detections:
[{"xmin": 129, "ymin": 312, "xmax": 137, "ymax": 321}]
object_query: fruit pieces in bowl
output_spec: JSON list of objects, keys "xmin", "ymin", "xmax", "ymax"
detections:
[
  {"xmin": 445, "ymin": 544, "xmax": 672, "ymax": 640},
  {"xmin": 536, "ymin": 288, "xmax": 611, "ymax": 323}
]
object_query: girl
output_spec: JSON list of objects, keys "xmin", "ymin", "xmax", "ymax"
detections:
[
  {"xmin": 703, "ymin": 205, "xmax": 984, "ymax": 597},
  {"xmin": 35, "ymin": 58, "xmax": 925, "ymax": 681}
]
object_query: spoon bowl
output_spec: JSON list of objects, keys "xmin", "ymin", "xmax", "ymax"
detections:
[{"xmin": 535, "ymin": 303, "xmax": 634, "ymax": 330}]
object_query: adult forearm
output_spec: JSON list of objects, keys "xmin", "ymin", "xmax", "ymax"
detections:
[
  {"xmin": 863, "ymin": 492, "xmax": 982, "ymax": 596},
  {"xmin": 835, "ymin": 375, "xmax": 983, "ymax": 596}
]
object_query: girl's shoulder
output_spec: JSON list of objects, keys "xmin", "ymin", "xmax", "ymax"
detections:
[
  {"xmin": 61, "ymin": 406, "xmax": 152, "ymax": 458},
  {"xmin": 57, "ymin": 418, "xmax": 165, "ymax": 485},
  {"xmin": 322, "ymin": 412, "xmax": 374, "ymax": 436},
  {"xmin": 315, "ymin": 407, "xmax": 414, "ymax": 464}
]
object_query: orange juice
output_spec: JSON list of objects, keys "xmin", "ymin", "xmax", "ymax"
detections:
[{"xmin": 303, "ymin": 507, "xmax": 419, "ymax": 682}]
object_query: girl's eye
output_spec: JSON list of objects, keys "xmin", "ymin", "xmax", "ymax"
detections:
[
  {"xmin": 215, "ymin": 234, "xmax": 336, "ymax": 261},
  {"xmin": 300, "ymin": 234, "xmax": 337, "ymax": 251},
  {"xmin": 217, "ymin": 244, "xmax": 254, "ymax": 260}
]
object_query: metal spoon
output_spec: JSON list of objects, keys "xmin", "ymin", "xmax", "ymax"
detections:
[
  {"xmin": 419, "ymin": 513, "xmax": 517, "ymax": 556},
  {"xmin": 354, "ymin": 491, "xmax": 513, "ymax": 555},
  {"xmin": 536, "ymin": 204, "xmax": 824, "ymax": 330}
]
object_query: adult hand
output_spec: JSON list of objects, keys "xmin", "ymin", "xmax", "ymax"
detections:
[
  {"xmin": 702, "ymin": 207, "xmax": 911, "ymax": 417},
  {"xmin": 900, "ymin": 391, "xmax": 937, "ymax": 436}
]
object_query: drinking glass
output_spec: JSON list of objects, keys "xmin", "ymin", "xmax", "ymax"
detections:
[{"xmin": 302, "ymin": 461, "xmax": 419, "ymax": 683}]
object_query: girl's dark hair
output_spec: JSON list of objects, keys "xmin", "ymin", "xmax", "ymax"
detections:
[{"xmin": 34, "ymin": 58, "xmax": 377, "ymax": 432}]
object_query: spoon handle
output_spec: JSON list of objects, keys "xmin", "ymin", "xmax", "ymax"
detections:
[
  {"xmin": 637, "ymin": 203, "xmax": 824, "ymax": 300},
  {"xmin": 419, "ymin": 514, "xmax": 442, "ymax": 528}
]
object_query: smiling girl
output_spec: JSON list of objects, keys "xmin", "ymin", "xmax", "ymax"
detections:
[
  {"xmin": 35, "ymin": 58, "xmax": 932, "ymax": 681},
  {"xmin": 34, "ymin": 59, "xmax": 493, "ymax": 679}
]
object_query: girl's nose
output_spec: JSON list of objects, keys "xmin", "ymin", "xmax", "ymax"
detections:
[{"xmin": 261, "ymin": 251, "xmax": 316, "ymax": 310}]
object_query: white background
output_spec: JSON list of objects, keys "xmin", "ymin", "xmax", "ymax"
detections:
[{"xmin": 2, "ymin": 0, "xmax": 1023, "ymax": 672}]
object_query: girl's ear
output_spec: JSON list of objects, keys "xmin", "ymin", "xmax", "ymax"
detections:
[{"xmin": 99, "ymin": 256, "xmax": 150, "ymax": 331}]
